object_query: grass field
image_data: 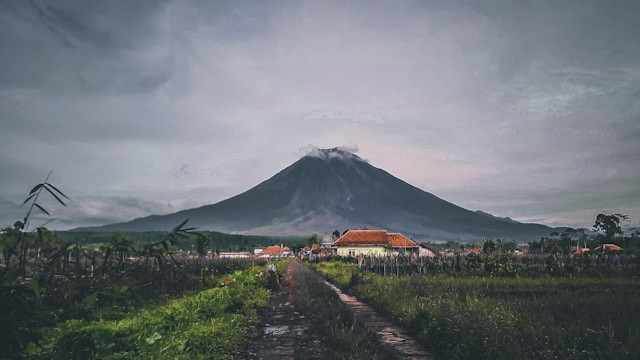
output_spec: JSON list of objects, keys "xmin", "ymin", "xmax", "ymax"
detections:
[{"xmin": 314, "ymin": 261, "xmax": 640, "ymax": 360}]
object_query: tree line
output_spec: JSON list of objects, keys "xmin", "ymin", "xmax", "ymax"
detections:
[{"xmin": 528, "ymin": 213, "xmax": 639, "ymax": 255}]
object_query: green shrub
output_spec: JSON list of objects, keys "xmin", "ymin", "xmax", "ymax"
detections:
[{"xmin": 35, "ymin": 265, "xmax": 273, "ymax": 359}]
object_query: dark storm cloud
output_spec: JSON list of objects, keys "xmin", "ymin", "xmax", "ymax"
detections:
[
  {"xmin": 0, "ymin": 1, "xmax": 173, "ymax": 94},
  {"xmin": 20, "ymin": 195, "xmax": 193, "ymax": 230},
  {"xmin": 463, "ymin": 0, "xmax": 640, "ymax": 70},
  {"xmin": 0, "ymin": 0, "xmax": 639, "ymax": 229}
]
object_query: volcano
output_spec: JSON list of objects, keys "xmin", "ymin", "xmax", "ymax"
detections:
[{"xmin": 74, "ymin": 148, "xmax": 554, "ymax": 242}]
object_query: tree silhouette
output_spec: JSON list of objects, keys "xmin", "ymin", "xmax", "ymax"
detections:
[
  {"xmin": 307, "ymin": 233, "xmax": 319, "ymax": 247},
  {"xmin": 593, "ymin": 213, "xmax": 628, "ymax": 244}
]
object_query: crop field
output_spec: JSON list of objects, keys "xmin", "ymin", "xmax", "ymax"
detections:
[
  {"xmin": 313, "ymin": 259, "xmax": 640, "ymax": 360},
  {"xmin": 33, "ymin": 263, "xmax": 275, "ymax": 359},
  {"xmin": 0, "ymin": 183, "xmax": 293, "ymax": 359},
  {"xmin": 1, "ymin": 234, "xmax": 287, "ymax": 360}
]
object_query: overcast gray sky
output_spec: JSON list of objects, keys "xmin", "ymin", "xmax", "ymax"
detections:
[{"xmin": 1, "ymin": 0, "xmax": 639, "ymax": 231}]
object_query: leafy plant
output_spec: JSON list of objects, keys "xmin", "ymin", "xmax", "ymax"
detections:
[
  {"xmin": 0, "ymin": 172, "xmax": 70, "ymax": 358},
  {"xmin": 21, "ymin": 171, "xmax": 71, "ymax": 232},
  {"xmin": 36, "ymin": 265, "xmax": 273, "ymax": 359}
]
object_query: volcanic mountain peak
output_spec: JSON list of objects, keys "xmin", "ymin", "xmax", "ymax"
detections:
[{"xmin": 74, "ymin": 147, "xmax": 555, "ymax": 242}]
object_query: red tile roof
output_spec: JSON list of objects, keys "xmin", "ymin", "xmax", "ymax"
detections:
[
  {"xmin": 594, "ymin": 244, "xmax": 623, "ymax": 252},
  {"xmin": 470, "ymin": 247, "xmax": 483, "ymax": 254},
  {"xmin": 388, "ymin": 233, "xmax": 417, "ymax": 247},
  {"xmin": 260, "ymin": 245, "xmax": 290, "ymax": 255},
  {"xmin": 335, "ymin": 230, "xmax": 388, "ymax": 245},
  {"xmin": 334, "ymin": 230, "xmax": 417, "ymax": 247},
  {"xmin": 575, "ymin": 247, "xmax": 590, "ymax": 254}
]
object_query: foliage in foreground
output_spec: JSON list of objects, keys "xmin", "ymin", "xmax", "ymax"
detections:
[
  {"xmin": 314, "ymin": 261, "xmax": 640, "ymax": 360},
  {"xmin": 31, "ymin": 265, "xmax": 274, "ymax": 360}
]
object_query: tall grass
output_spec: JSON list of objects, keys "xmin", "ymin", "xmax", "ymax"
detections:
[{"xmin": 314, "ymin": 261, "xmax": 640, "ymax": 360}]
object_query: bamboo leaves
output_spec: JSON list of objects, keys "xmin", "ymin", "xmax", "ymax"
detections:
[
  {"xmin": 42, "ymin": 181, "xmax": 71, "ymax": 206},
  {"xmin": 159, "ymin": 219, "xmax": 198, "ymax": 250},
  {"xmin": 143, "ymin": 219, "xmax": 199, "ymax": 270},
  {"xmin": 22, "ymin": 171, "xmax": 70, "ymax": 231},
  {"xmin": 34, "ymin": 203, "xmax": 51, "ymax": 216},
  {"xmin": 22, "ymin": 191, "xmax": 38, "ymax": 205}
]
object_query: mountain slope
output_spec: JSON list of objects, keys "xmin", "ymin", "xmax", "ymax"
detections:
[{"xmin": 74, "ymin": 148, "xmax": 553, "ymax": 241}]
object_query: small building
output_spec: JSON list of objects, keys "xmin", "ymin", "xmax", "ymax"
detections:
[
  {"xmin": 258, "ymin": 244, "xmax": 292, "ymax": 258},
  {"xmin": 418, "ymin": 244, "xmax": 436, "ymax": 257},
  {"xmin": 574, "ymin": 247, "xmax": 590, "ymax": 254},
  {"xmin": 321, "ymin": 235, "xmax": 334, "ymax": 247},
  {"xmin": 594, "ymin": 244, "xmax": 623, "ymax": 253},
  {"xmin": 333, "ymin": 230, "xmax": 419, "ymax": 256},
  {"xmin": 515, "ymin": 248, "xmax": 529, "ymax": 256},
  {"xmin": 302, "ymin": 243, "xmax": 322, "ymax": 255},
  {"xmin": 218, "ymin": 251, "xmax": 252, "ymax": 259}
]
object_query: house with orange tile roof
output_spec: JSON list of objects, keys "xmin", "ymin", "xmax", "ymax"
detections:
[
  {"xmin": 594, "ymin": 243, "xmax": 623, "ymax": 253},
  {"xmin": 418, "ymin": 244, "xmax": 437, "ymax": 257},
  {"xmin": 574, "ymin": 247, "xmax": 590, "ymax": 254},
  {"xmin": 333, "ymin": 230, "xmax": 419, "ymax": 256},
  {"xmin": 301, "ymin": 243, "xmax": 322, "ymax": 255},
  {"xmin": 257, "ymin": 244, "xmax": 292, "ymax": 258}
]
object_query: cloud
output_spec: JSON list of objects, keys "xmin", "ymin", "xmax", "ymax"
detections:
[
  {"xmin": 297, "ymin": 144, "xmax": 361, "ymax": 161},
  {"xmin": 173, "ymin": 164, "xmax": 191, "ymax": 179},
  {"xmin": 0, "ymin": 0, "xmax": 639, "ymax": 231},
  {"xmin": 514, "ymin": 206, "xmax": 640, "ymax": 230},
  {"xmin": 364, "ymin": 144, "xmax": 499, "ymax": 191},
  {"xmin": 40, "ymin": 196, "xmax": 206, "ymax": 229},
  {"xmin": 336, "ymin": 144, "xmax": 360, "ymax": 154},
  {"xmin": 305, "ymin": 111, "xmax": 385, "ymax": 124},
  {"xmin": 0, "ymin": 1, "xmax": 172, "ymax": 95}
]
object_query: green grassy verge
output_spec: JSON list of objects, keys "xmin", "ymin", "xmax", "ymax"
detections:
[
  {"xmin": 30, "ymin": 264, "xmax": 279, "ymax": 359},
  {"xmin": 291, "ymin": 260, "xmax": 396, "ymax": 359},
  {"xmin": 314, "ymin": 261, "xmax": 640, "ymax": 360}
]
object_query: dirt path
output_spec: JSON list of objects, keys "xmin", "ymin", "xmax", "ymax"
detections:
[
  {"xmin": 246, "ymin": 260, "xmax": 432, "ymax": 359},
  {"xmin": 245, "ymin": 262, "xmax": 334, "ymax": 360},
  {"xmin": 322, "ymin": 280, "xmax": 433, "ymax": 359}
]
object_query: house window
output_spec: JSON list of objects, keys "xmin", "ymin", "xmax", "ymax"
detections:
[{"xmin": 348, "ymin": 249, "xmax": 356, "ymax": 256}]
